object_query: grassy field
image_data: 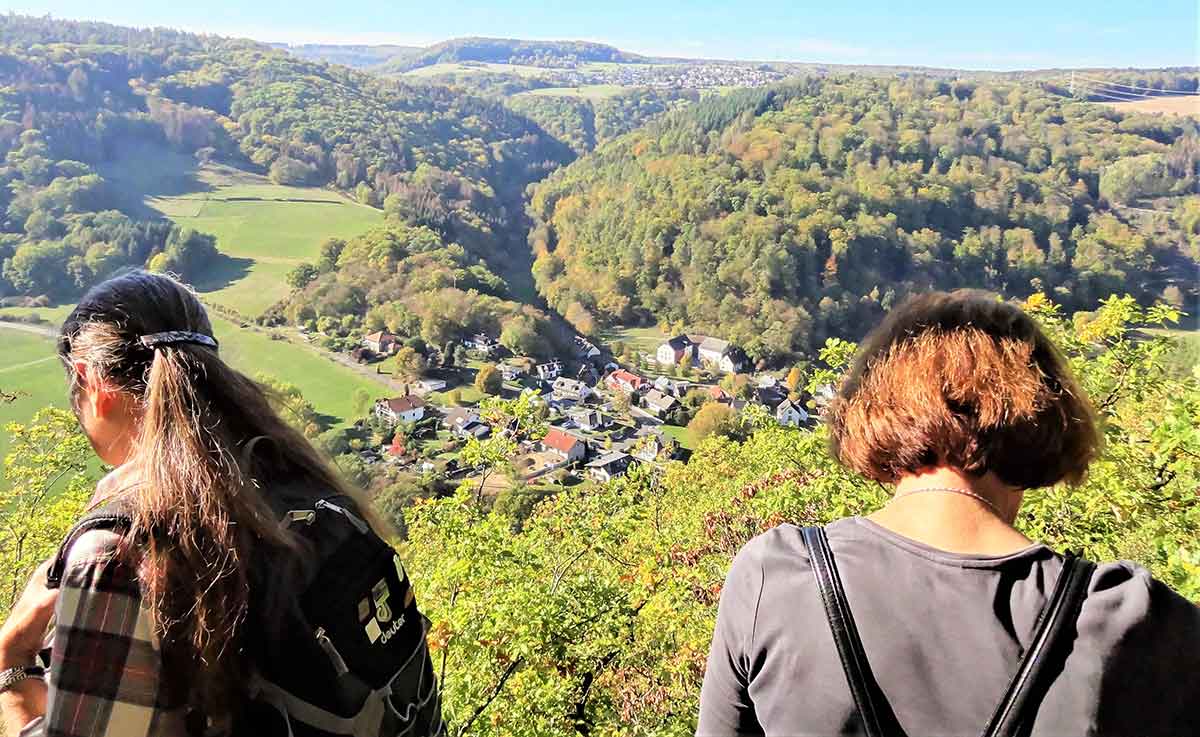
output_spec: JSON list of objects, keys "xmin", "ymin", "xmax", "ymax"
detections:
[
  {"xmin": 0, "ymin": 329, "xmax": 66, "ymax": 467},
  {"xmin": 100, "ymin": 145, "xmax": 384, "ymax": 317},
  {"xmin": 401, "ymin": 61, "xmax": 559, "ymax": 79},
  {"xmin": 0, "ymin": 315, "xmax": 388, "ymax": 468},
  {"xmin": 1106, "ymin": 96, "xmax": 1199, "ymax": 117},
  {"xmin": 660, "ymin": 423, "xmax": 696, "ymax": 451},
  {"xmin": 0, "ymin": 327, "xmax": 84, "ymax": 495},
  {"xmin": 512, "ymin": 84, "xmax": 627, "ymax": 101},
  {"xmin": 210, "ymin": 316, "xmax": 387, "ymax": 427},
  {"xmin": 599, "ymin": 325, "xmax": 669, "ymax": 356}
]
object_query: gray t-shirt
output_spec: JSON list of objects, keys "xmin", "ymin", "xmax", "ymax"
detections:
[{"xmin": 697, "ymin": 517, "xmax": 1200, "ymax": 736}]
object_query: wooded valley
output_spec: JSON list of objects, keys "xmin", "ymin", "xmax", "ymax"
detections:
[{"xmin": 0, "ymin": 13, "xmax": 1197, "ymax": 737}]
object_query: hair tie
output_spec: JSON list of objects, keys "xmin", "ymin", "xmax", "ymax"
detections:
[{"xmin": 139, "ymin": 331, "xmax": 219, "ymax": 350}]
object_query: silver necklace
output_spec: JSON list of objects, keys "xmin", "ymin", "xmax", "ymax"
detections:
[{"xmin": 893, "ymin": 486, "xmax": 1004, "ymax": 517}]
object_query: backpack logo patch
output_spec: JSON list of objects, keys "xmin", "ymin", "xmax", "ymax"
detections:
[{"xmin": 361, "ymin": 577, "xmax": 404, "ymax": 644}]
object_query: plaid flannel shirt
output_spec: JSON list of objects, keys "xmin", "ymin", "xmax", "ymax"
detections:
[{"xmin": 20, "ymin": 528, "xmax": 187, "ymax": 737}]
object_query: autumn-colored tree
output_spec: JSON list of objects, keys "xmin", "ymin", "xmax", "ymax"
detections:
[
  {"xmin": 687, "ymin": 401, "xmax": 738, "ymax": 441},
  {"xmin": 785, "ymin": 365, "xmax": 804, "ymax": 394},
  {"xmin": 393, "ymin": 346, "xmax": 428, "ymax": 381},
  {"xmin": 475, "ymin": 363, "xmax": 502, "ymax": 395},
  {"xmin": 564, "ymin": 301, "xmax": 597, "ymax": 336}
]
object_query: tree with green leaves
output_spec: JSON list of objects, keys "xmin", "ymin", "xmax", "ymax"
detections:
[
  {"xmin": 475, "ymin": 363, "xmax": 502, "ymax": 396},
  {"xmin": 1, "ymin": 409, "xmax": 92, "ymax": 618}
]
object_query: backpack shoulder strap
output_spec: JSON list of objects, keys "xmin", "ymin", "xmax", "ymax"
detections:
[
  {"xmin": 46, "ymin": 498, "xmax": 134, "ymax": 589},
  {"xmin": 802, "ymin": 525, "xmax": 1096, "ymax": 737},
  {"xmin": 980, "ymin": 552, "xmax": 1096, "ymax": 737},
  {"xmin": 801, "ymin": 525, "xmax": 895, "ymax": 737}
]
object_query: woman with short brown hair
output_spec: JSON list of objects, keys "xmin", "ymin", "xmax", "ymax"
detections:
[{"xmin": 697, "ymin": 290, "xmax": 1199, "ymax": 736}]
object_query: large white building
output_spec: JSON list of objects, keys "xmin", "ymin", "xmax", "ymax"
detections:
[{"xmin": 375, "ymin": 395, "xmax": 426, "ymax": 425}]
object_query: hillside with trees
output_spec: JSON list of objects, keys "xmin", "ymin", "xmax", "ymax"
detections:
[
  {"xmin": 274, "ymin": 221, "xmax": 560, "ymax": 355},
  {"xmin": 527, "ymin": 76, "xmax": 1200, "ymax": 365},
  {"xmin": 507, "ymin": 89, "xmax": 699, "ymax": 154},
  {"xmin": 0, "ymin": 14, "xmax": 572, "ymax": 300},
  {"xmin": 377, "ymin": 37, "xmax": 648, "ymax": 73}
]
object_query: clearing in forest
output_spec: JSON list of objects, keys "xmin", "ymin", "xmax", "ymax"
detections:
[
  {"xmin": 99, "ymin": 144, "xmax": 384, "ymax": 317},
  {"xmin": 1104, "ymin": 96, "xmax": 1199, "ymax": 117}
]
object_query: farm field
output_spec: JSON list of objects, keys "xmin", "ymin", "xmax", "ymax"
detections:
[
  {"xmin": 599, "ymin": 325, "xmax": 669, "ymax": 356},
  {"xmin": 210, "ymin": 316, "xmax": 386, "ymax": 428},
  {"xmin": 0, "ymin": 327, "xmax": 74, "ymax": 491},
  {"xmin": 0, "ymin": 315, "xmax": 386, "ymax": 474},
  {"xmin": 401, "ymin": 61, "xmax": 558, "ymax": 79},
  {"xmin": 100, "ymin": 145, "xmax": 384, "ymax": 317},
  {"xmin": 400, "ymin": 60, "xmax": 660, "ymax": 81},
  {"xmin": 512, "ymin": 84, "xmax": 626, "ymax": 100},
  {"xmin": 1105, "ymin": 96, "xmax": 1199, "ymax": 117}
]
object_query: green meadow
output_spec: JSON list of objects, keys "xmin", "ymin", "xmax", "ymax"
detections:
[
  {"xmin": 0, "ymin": 316, "xmax": 389, "ymax": 492},
  {"xmin": 100, "ymin": 146, "xmax": 384, "ymax": 317},
  {"xmin": 209, "ymin": 316, "xmax": 386, "ymax": 426},
  {"xmin": 0, "ymin": 328, "xmax": 68, "ymax": 480},
  {"xmin": 512, "ymin": 84, "xmax": 627, "ymax": 100}
]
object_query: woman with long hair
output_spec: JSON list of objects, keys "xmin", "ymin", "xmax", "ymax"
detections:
[
  {"xmin": 697, "ymin": 290, "xmax": 1199, "ymax": 736},
  {"xmin": 0, "ymin": 271, "xmax": 440, "ymax": 736}
]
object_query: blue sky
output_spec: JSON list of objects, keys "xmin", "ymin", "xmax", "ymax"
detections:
[{"xmin": 9, "ymin": 0, "xmax": 1199, "ymax": 70}]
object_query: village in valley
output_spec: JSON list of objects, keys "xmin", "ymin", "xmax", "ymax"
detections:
[{"xmin": 341, "ymin": 324, "xmax": 826, "ymax": 499}]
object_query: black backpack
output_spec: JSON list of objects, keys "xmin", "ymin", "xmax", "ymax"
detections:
[{"xmin": 47, "ymin": 490, "xmax": 444, "ymax": 737}]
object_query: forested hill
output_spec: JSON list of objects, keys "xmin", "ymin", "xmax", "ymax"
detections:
[
  {"xmin": 375, "ymin": 37, "xmax": 648, "ymax": 74},
  {"xmin": 0, "ymin": 15, "xmax": 572, "ymax": 301},
  {"xmin": 275, "ymin": 43, "xmax": 420, "ymax": 69},
  {"xmin": 528, "ymin": 77, "xmax": 1200, "ymax": 366}
]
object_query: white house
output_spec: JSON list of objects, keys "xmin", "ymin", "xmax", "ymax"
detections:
[
  {"xmin": 641, "ymin": 389, "xmax": 678, "ymax": 418},
  {"xmin": 652, "ymin": 375, "xmax": 688, "ymax": 398},
  {"xmin": 465, "ymin": 334, "xmax": 499, "ymax": 355},
  {"xmin": 375, "ymin": 395, "xmax": 426, "ymax": 425},
  {"xmin": 569, "ymin": 409, "xmax": 609, "ymax": 432},
  {"xmin": 775, "ymin": 399, "xmax": 808, "ymax": 427},
  {"xmin": 442, "ymin": 406, "xmax": 480, "ymax": 432},
  {"xmin": 536, "ymin": 360, "xmax": 564, "ymax": 381},
  {"xmin": 656, "ymin": 335, "xmax": 694, "ymax": 366},
  {"xmin": 541, "ymin": 427, "xmax": 586, "ymax": 463},
  {"xmin": 696, "ymin": 336, "xmax": 748, "ymax": 373},
  {"xmin": 552, "ymin": 377, "xmax": 592, "ymax": 402},
  {"xmin": 410, "ymin": 378, "xmax": 447, "ymax": 395},
  {"xmin": 574, "ymin": 335, "xmax": 601, "ymax": 359},
  {"xmin": 500, "ymin": 362, "xmax": 528, "ymax": 382},
  {"xmin": 586, "ymin": 452, "xmax": 634, "ymax": 483}
]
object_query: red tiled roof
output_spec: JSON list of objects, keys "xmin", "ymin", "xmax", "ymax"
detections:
[
  {"xmin": 542, "ymin": 427, "xmax": 581, "ymax": 453},
  {"xmin": 609, "ymin": 369, "xmax": 644, "ymax": 387},
  {"xmin": 365, "ymin": 331, "xmax": 394, "ymax": 343},
  {"xmin": 383, "ymin": 395, "xmax": 425, "ymax": 413}
]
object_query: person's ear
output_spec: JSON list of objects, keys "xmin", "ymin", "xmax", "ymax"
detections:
[{"xmin": 73, "ymin": 361, "xmax": 115, "ymax": 419}]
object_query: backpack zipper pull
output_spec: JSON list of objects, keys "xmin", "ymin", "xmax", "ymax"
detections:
[
  {"xmin": 314, "ymin": 627, "xmax": 350, "ymax": 676},
  {"xmin": 282, "ymin": 509, "xmax": 316, "ymax": 528},
  {"xmin": 314, "ymin": 499, "xmax": 369, "ymax": 534}
]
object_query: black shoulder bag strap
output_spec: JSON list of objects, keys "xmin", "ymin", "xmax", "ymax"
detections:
[
  {"xmin": 46, "ymin": 499, "xmax": 134, "ymax": 589},
  {"xmin": 800, "ymin": 526, "xmax": 1096, "ymax": 737}
]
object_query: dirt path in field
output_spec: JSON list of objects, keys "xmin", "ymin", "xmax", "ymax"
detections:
[{"xmin": 0, "ymin": 320, "xmax": 58, "ymax": 339}]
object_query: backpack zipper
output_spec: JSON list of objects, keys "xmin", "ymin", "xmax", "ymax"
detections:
[
  {"xmin": 314, "ymin": 499, "xmax": 369, "ymax": 534},
  {"xmin": 314, "ymin": 627, "xmax": 350, "ymax": 676}
]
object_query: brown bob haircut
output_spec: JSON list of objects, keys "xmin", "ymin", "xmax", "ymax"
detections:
[{"xmin": 827, "ymin": 290, "xmax": 1099, "ymax": 490}]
